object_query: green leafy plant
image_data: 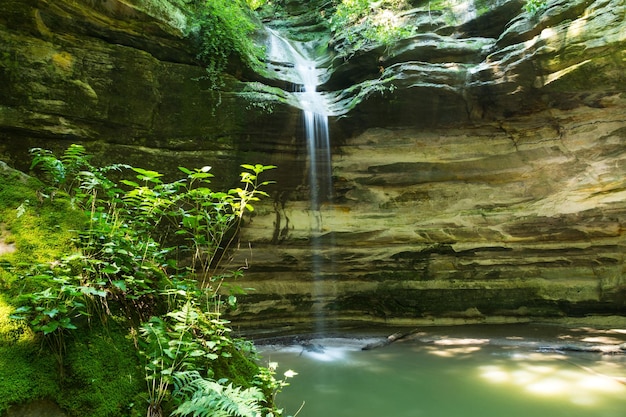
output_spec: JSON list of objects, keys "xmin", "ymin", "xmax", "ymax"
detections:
[
  {"xmin": 524, "ymin": 0, "xmax": 548, "ymax": 15},
  {"xmin": 330, "ymin": 0, "xmax": 414, "ymax": 54},
  {"xmin": 29, "ymin": 144, "xmax": 89, "ymax": 190},
  {"xmin": 187, "ymin": 0, "xmax": 265, "ymax": 88},
  {"xmin": 10, "ymin": 269, "xmax": 87, "ymax": 377},
  {"xmin": 140, "ymin": 300, "xmax": 238, "ymax": 416},
  {"xmin": 11, "ymin": 145, "xmax": 281, "ymax": 417},
  {"xmin": 253, "ymin": 361, "xmax": 297, "ymax": 407}
]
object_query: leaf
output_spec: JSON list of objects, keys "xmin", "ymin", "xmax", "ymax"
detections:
[
  {"xmin": 59, "ymin": 317, "xmax": 77, "ymax": 330},
  {"xmin": 11, "ymin": 306, "xmax": 32, "ymax": 316},
  {"xmin": 189, "ymin": 349, "xmax": 206, "ymax": 357},
  {"xmin": 102, "ymin": 264, "xmax": 121, "ymax": 274},
  {"xmin": 16, "ymin": 202, "xmax": 28, "ymax": 218},
  {"xmin": 132, "ymin": 167, "xmax": 163, "ymax": 178},
  {"xmin": 190, "ymin": 172, "xmax": 213, "ymax": 180},
  {"xmin": 79, "ymin": 286, "xmax": 108, "ymax": 297},
  {"xmin": 112, "ymin": 280, "xmax": 127, "ymax": 291},
  {"xmin": 40, "ymin": 321, "xmax": 59, "ymax": 334},
  {"xmin": 120, "ymin": 179, "xmax": 140, "ymax": 187}
]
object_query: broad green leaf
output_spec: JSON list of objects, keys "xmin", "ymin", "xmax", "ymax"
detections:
[
  {"xmin": 102, "ymin": 264, "xmax": 121, "ymax": 274},
  {"xmin": 178, "ymin": 166, "xmax": 193, "ymax": 175},
  {"xmin": 120, "ymin": 179, "xmax": 139, "ymax": 187},
  {"xmin": 80, "ymin": 286, "xmax": 107, "ymax": 297},
  {"xmin": 112, "ymin": 280, "xmax": 127, "ymax": 291},
  {"xmin": 40, "ymin": 321, "xmax": 59, "ymax": 334},
  {"xmin": 132, "ymin": 167, "xmax": 163, "ymax": 178}
]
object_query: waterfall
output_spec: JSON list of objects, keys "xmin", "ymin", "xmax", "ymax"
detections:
[
  {"xmin": 266, "ymin": 28, "xmax": 333, "ymax": 213},
  {"xmin": 266, "ymin": 29, "xmax": 334, "ymax": 333}
]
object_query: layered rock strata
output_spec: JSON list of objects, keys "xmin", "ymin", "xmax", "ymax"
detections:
[
  {"xmin": 230, "ymin": 0, "xmax": 626, "ymax": 331},
  {"xmin": 0, "ymin": 0, "xmax": 625, "ymax": 331},
  {"xmin": 0, "ymin": 0, "xmax": 301, "ymax": 186}
]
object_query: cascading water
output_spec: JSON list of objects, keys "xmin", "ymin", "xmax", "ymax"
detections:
[
  {"xmin": 266, "ymin": 28, "xmax": 335, "ymax": 333},
  {"xmin": 266, "ymin": 28, "xmax": 333, "ymax": 213}
]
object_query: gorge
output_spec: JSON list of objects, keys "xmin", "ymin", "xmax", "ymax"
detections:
[
  {"xmin": 1, "ymin": 0, "xmax": 626, "ymax": 332},
  {"xmin": 2, "ymin": 1, "xmax": 626, "ymax": 416}
]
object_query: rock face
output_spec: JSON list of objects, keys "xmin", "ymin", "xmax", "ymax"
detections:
[
  {"xmin": 1, "ymin": 0, "xmax": 625, "ymax": 332},
  {"xmin": 230, "ymin": 0, "xmax": 626, "ymax": 331},
  {"xmin": 0, "ymin": 0, "xmax": 301, "ymax": 186}
]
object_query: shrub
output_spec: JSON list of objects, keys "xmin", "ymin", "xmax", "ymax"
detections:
[
  {"xmin": 187, "ymin": 0, "xmax": 265, "ymax": 87},
  {"xmin": 6, "ymin": 145, "xmax": 287, "ymax": 417},
  {"xmin": 330, "ymin": 0, "xmax": 414, "ymax": 53}
]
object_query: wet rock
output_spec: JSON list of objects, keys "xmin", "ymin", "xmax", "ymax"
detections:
[
  {"xmin": 1, "ymin": 0, "xmax": 625, "ymax": 330},
  {"xmin": 3, "ymin": 399, "xmax": 67, "ymax": 417},
  {"xmin": 0, "ymin": 0, "xmax": 301, "ymax": 184}
]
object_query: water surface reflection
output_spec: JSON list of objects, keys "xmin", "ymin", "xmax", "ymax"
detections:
[{"xmin": 257, "ymin": 325, "xmax": 626, "ymax": 417}]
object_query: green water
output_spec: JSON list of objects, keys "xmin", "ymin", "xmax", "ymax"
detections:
[{"xmin": 258, "ymin": 326, "xmax": 626, "ymax": 417}]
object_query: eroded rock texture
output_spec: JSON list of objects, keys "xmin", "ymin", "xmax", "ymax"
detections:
[
  {"xmin": 0, "ymin": 0, "xmax": 625, "ymax": 331},
  {"xmin": 0, "ymin": 0, "xmax": 301, "ymax": 186},
  {"xmin": 231, "ymin": 0, "xmax": 626, "ymax": 330}
]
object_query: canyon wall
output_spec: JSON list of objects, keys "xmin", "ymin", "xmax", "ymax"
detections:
[
  {"xmin": 231, "ymin": 0, "xmax": 626, "ymax": 331},
  {"xmin": 1, "ymin": 0, "xmax": 625, "ymax": 332},
  {"xmin": 0, "ymin": 0, "xmax": 301, "ymax": 186}
]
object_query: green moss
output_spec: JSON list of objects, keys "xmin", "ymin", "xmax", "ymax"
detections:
[
  {"xmin": 0, "ymin": 296, "xmax": 58, "ymax": 414},
  {"xmin": 237, "ymin": 82, "xmax": 292, "ymax": 113},
  {"xmin": 0, "ymin": 165, "xmax": 85, "ymax": 350},
  {"xmin": 0, "ymin": 343, "xmax": 59, "ymax": 414},
  {"xmin": 58, "ymin": 322, "xmax": 145, "ymax": 417},
  {"xmin": 0, "ymin": 165, "xmax": 87, "ymax": 414},
  {"xmin": 211, "ymin": 343, "xmax": 260, "ymax": 388},
  {"xmin": 0, "ymin": 164, "xmax": 85, "ymax": 295},
  {"xmin": 0, "ymin": 295, "xmax": 33, "ymax": 344},
  {"xmin": 0, "ymin": 301, "xmax": 145, "ymax": 416},
  {"xmin": 4, "ymin": 200, "xmax": 83, "ymax": 265}
]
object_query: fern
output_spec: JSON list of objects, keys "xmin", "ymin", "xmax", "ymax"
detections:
[
  {"xmin": 29, "ymin": 147, "xmax": 67, "ymax": 186},
  {"xmin": 61, "ymin": 143, "xmax": 88, "ymax": 172},
  {"xmin": 30, "ymin": 144, "xmax": 93, "ymax": 194},
  {"xmin": 172, "ymin": 371, "xmax": 265, "ymax": 417}
]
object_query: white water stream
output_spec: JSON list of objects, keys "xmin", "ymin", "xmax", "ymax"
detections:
[
  {"xmin": 266, "ymin": 28, "xmax": 333, "ymax": 212},
  {"xmin": 266, "ymin": 28, "xmax": 336, "ymax": 334}
]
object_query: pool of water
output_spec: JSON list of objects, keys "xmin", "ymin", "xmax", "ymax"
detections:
[{"xmin": 257, "ymin": 325, "xmax": 626, "ymax": 417}]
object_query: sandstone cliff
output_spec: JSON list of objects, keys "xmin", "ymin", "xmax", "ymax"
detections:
[
  {"xmin": 232, "ymin": 0, "xmax": 626, "ymax": 330},
  {"xmin": 1, "ymin": 0, "xmax": 625, "ymax": 331}
]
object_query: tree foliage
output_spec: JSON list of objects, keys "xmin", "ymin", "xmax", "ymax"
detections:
[
  {"xmin": 187, "ymin": 0, "xmax": 265, "ymax": 87},
  {"xmin": 329, "ymin": 0, "xmax": 415, "ymax": 53},
  {"xmin": 524, "ymin": 0, "xmax": 548, "ymax": 15}
]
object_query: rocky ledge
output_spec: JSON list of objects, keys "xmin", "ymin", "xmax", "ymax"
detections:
[
  {"xmin": 228, "ymin": 0, "xmax": 626, "ymax": 330},
  {"xmin": 0, "ymin": 0, "xmax": 625, "ymax": 331}
]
